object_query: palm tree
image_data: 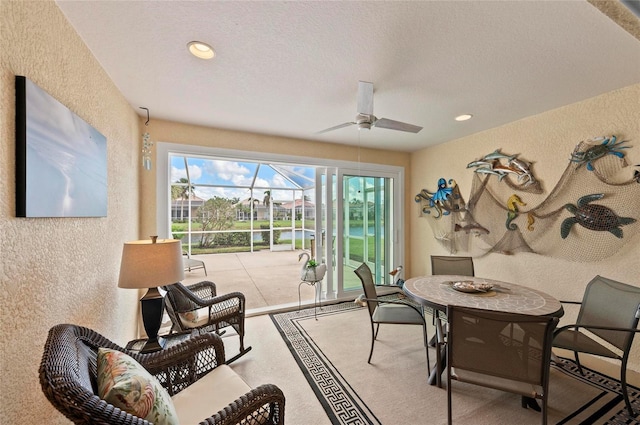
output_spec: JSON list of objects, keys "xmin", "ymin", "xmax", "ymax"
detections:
[
  {"xmin": 263, "ymin": 190, "xmax": 271, "ymax": 207},
  {"xmin": 172, "ymin": 178, "xmax": 196, "ymax": 221},
  {"xmin": 263, "ymin": 190, "xmax": 272, "ymax": 219}
]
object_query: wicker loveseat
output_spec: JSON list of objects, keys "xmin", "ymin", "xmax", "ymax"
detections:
[{"xmin": 39, "ymin": 324, "xmax": 285, "ymax": 424}]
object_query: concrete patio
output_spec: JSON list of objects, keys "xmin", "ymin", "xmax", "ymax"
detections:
[{"xmin": 181, "ymin": 249, "xmax": 363, "ymax": 316}]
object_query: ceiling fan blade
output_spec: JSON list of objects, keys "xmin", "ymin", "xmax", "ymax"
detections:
[
  {"xmin": 374, "ymin": 118, "xmax": 423, "ymax": 133},
  {"xmin": 316, "ymin": 122, "xmax": 356, "ymax": 134},
  {"xmin": 357, "ymin": 81, "xmax": 374, "ymax": 116}
]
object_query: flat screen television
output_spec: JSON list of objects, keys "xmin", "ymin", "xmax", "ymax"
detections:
[{"xmin": 15, "ymin": 76, "xmax": 107, "ymax": 217}]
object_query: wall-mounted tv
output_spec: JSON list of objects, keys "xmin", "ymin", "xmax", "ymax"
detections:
[{"xmin": 15, "ymin": 76, "xmax": 107, "ymax": 217}]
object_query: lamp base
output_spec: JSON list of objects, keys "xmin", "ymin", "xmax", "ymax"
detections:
[
  {"xmin": 139, "ymin": 335, "xmax": 166, "ymax": 353},
  {"xmin": 139, "ymin": 287, "xmax": 166, "ymax": 353}
]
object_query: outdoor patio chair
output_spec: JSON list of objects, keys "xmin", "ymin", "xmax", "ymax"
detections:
[
  {"xmin": 183, "ymin": 252, "xmax": 207, "ymax": 275},
  {"xmin": 431, "ymin": 255, "xmax": 475, "ymax": 276},
  {"xmin": 447, "ymin": 305, "xmax": 558, "ymax": 425},
  {"xmin": 163, "ymin": 281, "xmax": 251, "ymax": 363},
  {"xmin": 39, "ymin": 324, "xmax": 284, "ymax": 425},
  {"xmin": 552, "ymin": 275, "xmax": 640, "ymax": 415},
  {"xmin": 354, "ymin": 263, "xmax": 430, "ymax": 370}
]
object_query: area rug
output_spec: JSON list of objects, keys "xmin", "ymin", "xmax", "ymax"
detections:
[{"xmin": 271, "ymin": 302, "xmax": 640, "ymax": 425}]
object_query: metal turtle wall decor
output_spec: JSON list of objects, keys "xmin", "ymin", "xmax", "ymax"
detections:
[{"xmin": 560, "ymin": 193, "xmax": 636, "ymax": 239}]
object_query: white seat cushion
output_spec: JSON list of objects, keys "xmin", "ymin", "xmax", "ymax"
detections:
[
  {"xmin": 171, "ymin": 364, "xmax": 253, "ymax": 424},
  {"xmin": 178, "ymin": 307, "xmax": 210, "ymax": 328}
]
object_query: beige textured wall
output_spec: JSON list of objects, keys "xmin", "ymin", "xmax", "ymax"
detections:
[
  {"xmin": 410, "ymin": 83, "xmax": 640, "ymax": 368},
  {"xmin": 1, "ymin": 1, "xmax": 638, "ymax": 423},
  {"xmin": 1, "ymin": 2, "xmax": 142, "ymax": 423},
  {"xmin": 139, "ymin": 119, "xmax": 412, "ymax": 268}
]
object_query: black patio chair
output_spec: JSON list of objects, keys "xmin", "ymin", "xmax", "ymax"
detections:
[{"xmin": 163, "ymin": 281, "xmax": 251, "ymax": 363}]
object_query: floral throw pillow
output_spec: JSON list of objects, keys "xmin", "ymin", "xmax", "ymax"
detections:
[{"xmin": 97, "ymin": 348, "xmax": 178, "ymax": 425}]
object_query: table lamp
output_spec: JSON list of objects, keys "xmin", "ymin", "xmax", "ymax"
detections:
[{"xmin": 118, "ymin": 236, "xmax": 184, "ymax": 353}]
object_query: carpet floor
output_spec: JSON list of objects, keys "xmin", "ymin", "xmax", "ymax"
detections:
[{"xmin": 271, "ymin": 302, "xmax": 640, "ymax": 425}]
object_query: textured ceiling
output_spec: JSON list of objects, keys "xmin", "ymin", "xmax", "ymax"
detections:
[{"xmin": 56, "ymin": 1, "xmax": 640, "ymax": 152}]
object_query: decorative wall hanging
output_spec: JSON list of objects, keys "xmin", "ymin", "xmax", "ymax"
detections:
[
  {"xmin": 465, "ymin": 137, "xmax": 639, "ymax": 262},
  {"xmin": 415, "ymin": 178, "xmax": 486, "ymax": 254},
  {"xmin": 417, "ymin": 136, "xmax": 639, "ymax": 261},
  {"xmin": 467, "ymin": 149, "xmax": 542, "ymax": 193},
  {"xmin": 140, "ymin": 107, "xmax": 153, "ymax": 171},
  {"xmin": 414, "ymin": 178, "xmax": 464, "ymax": 218},
  {"xmin": 15, "ymin": 76, "xmax": 107, "ymax": 217},
  {"xmin": 505, "ymin": 194, "xmax": 526, "ymax": 230},
  {"xmin": 569, "ymin": 136, "xmax": 629, "ymax": 171},
  {"xmin": 560, "ymin": 193, "xmax": 636, "ymax": 239}
]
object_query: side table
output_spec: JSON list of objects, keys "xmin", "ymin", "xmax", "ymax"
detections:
[{"xmin": 125, "ymin": 330, "xmax": 199, "ymax": 354}]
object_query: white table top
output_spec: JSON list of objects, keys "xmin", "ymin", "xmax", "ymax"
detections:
[{"xmin": 403, "ymin": 275, "xmax": 564, "ymax": 317}]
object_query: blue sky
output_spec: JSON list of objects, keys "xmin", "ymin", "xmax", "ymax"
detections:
[{"xmin": 170, "ymin": 156, "xmax": 316, "ymax": 202}]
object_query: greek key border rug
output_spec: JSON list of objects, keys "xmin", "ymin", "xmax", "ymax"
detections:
[{"xmin": 270, "ymin": 302, "xmax": 640, "ymax": 425}]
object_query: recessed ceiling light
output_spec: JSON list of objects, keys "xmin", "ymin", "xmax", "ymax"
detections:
[
  {"xmin": 455, "ymin": 114, "xmax": 473, "ymax": 121},
  {"xmin": 187, "ymin": 41, "xmax": 215, "ymax": 59}
]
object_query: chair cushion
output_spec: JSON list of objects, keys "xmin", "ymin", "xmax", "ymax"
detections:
[
  {"xmin": 171, "ymin": 364, "xmax": 254, "ymax": 424},
  {"xmin": 179, "ymin": 307, "xmax": 211, "ymax": 328},
  {"xmin": 97, "ymin": 348, "xmax": 178, "ymax": 425},
  {"xmin": 373, "ymin": 304, "xmax": 424, "ymax": 325}
]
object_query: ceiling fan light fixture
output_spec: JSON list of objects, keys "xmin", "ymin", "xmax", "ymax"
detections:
[
  {"xmin": 455, "ymin": 114, "xmax": 473, "ymax": 122},
  {"xmin": 187, "ymin": 41, "xmax": 215, "ymax": 59}
]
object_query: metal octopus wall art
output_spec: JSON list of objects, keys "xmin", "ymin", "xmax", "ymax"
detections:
[{"xmin": 414, "ymin": 178, "xmax": 464, "ymax": 218}]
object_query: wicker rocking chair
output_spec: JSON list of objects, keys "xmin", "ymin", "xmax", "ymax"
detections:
[
  {"xmin": 163, "ymin": 281, "xmax": 251, "ymax": 363},
  {"xmin": 39, "ymin": 324, "xmax": 285, "ymax": 425}
]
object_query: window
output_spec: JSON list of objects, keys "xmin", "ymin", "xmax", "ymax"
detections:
[{"xmin": 156, "ymin": 143, "xmax": 404, "ymax": 304}]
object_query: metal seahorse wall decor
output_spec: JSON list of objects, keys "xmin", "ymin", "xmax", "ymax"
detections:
[{"xmin": 506, "ymin": 194, "xmax": 526, "ymax": 230}]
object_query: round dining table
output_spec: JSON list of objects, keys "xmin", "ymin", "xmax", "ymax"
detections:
[
  {"xmin": 403, "ymin": 275, "xmax": 564, "ymax": 317},
  {"xmin": 402, "ymin": 275, "xmax": 564, "ymax": 386}
]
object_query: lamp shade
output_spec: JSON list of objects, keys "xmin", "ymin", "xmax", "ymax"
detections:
[{"xmin": 118, "ymin": 238, "xmax": 184, "ymax": 289}]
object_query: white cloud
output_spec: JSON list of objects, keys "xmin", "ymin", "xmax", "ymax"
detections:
[
  {"xmin": 271, "ymin": 174, "xmax": 287, "ymax": 187},
  {"xmin": 171, "ymin": 164, "xmax": 202, "ymax": 181},
  {"xmin": 207, "ymin": 160, "xmax": 251, "ymax": 182}
]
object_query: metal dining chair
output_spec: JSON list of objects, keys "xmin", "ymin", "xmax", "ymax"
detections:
[
  {"xmin": 431, "ymin": 255, "xmax": 475, "ymax": 276},
  {"xmin": 447, "ymin": 305, "xmax": 558, "ymax": 425},
  {"xmin": 552, "ymin": 275, "xmax": 640, "ymax": 415},
  {"xmin": 429, "ymin": 255, "xmax": 475, "ymax": 374},
  {"xmin": 354, "ymin": 263, "xmax": 430, "ymax": 371}
]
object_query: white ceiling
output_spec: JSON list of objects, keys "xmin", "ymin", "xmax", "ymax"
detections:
[{"xmin": 56, "ymin": 1, "xmax": 640, "ymax": 152}]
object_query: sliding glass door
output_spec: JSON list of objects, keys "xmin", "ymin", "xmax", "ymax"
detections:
[
  {"xmin": 342, "ymin": 174, "xmax": 394, "ymax": 290},
  {"xmin": 157, "ymin": 142, "xmax": 403, "ymax": 308},
  {"xmin": 318, "ymin": 167, "xmax": 401, "ymax": 299}
]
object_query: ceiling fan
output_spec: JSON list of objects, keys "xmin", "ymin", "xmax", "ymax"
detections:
[{"xmin": 317, "ymin": 81, "xmax": 423, "ymax": 134}]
